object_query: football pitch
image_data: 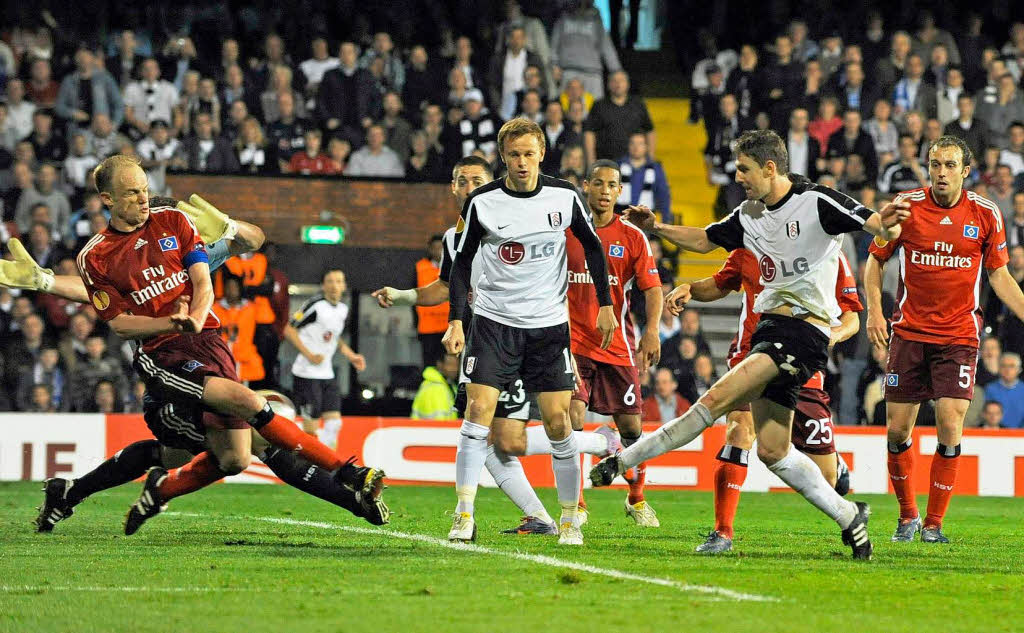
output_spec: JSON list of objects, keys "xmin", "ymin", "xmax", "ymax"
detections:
[{"xmin": 1, "ymin": 482, "xmax": 1022, "ymax": 633}]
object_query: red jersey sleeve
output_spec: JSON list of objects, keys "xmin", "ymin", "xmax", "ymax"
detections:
[
  {"xmin": 712, "ymin": 249, "xmax": 745, "ymax": 292},
  {"xmin": 631, "ymin": 228, "xmax": 661, "ymax": 291},
  {"xmin": 868, "ymin": 234, "xmax": 899, "ymax": 262},
  {"xmin": 78, "ymin": 251, "xmax": 131, "ymax": 321},
  {"xmin": 835, "ymin": 252, "xmax": 863, "ymax": 312},
  {"xmin": 982, "ymin": 208, "xmax": 1009, "ymax": 270}
]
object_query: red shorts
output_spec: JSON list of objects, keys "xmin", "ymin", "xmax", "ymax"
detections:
[
  {"xmin": 885, "ymin": 334, "xmax": 978, "ymax": 402},
  {"xmin": 572, "ymin": 354, "xmax": 642, "ymax": 415},
  {"xmin": 791, "ymin": 387, "xmax": 836, "ymax": 455}
]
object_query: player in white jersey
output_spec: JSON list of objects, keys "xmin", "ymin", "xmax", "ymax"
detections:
[
  {"xmin": 443, "ymin": 118, "xmax": 617, "ymax": 545},
  {"xmin": 590, "ymin": 130, "xmax": 910, "ymax": 559},
  {"xmin": 284, "ymin": 269, "xmax": 366, "ymax": 448}
]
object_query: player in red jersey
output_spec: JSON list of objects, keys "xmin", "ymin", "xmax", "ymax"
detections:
[
  {"xmin": 666, "ymin": 248, "xmax": 862, "ymax": 552},
  {"xmin": 78, "ymin": 155, "xmax": 384, "ymax": 535},
  {"xmin": 865, "ymin": 136, "xmax": 1024, "ymax": 543}
]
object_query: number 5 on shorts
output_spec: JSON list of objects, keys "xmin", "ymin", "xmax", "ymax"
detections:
[{"xmin": 958, "ymin": 364, "xmax": 971, "ymax": 389}]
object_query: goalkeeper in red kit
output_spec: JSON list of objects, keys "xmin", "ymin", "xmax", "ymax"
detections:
[{"xmin": 865, "ymin": 136, "xmax": 1024, "ymax": 543}]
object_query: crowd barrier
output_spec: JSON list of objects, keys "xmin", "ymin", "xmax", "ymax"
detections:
[{"xmin": 3, "ymin": 415, "xmax": 1024, "ymax": 496}]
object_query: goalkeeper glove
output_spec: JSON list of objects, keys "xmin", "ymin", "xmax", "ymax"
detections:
[
  {"xmin": 176, "ymin": 194, "xmax": 238, "ymax": 243},
  {"xmin": 0, "ymin": 238, "xmax": 55, "ymax": 291}
]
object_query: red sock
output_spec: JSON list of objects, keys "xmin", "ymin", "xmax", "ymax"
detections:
[
  {"xmin": 626, "ymin": 463, "xmax": 646, "ymax": 505},
  {"xmin": 257, "ymin": 414, "xmax": 343, "ymax": 471},
  {"xmin": 578, "ymin": 461, "xmax": 587, "ymax": 509},
  {"xmin": 158, "ymin": 452, "xmax": 226, "ymax": 501},
  {"xmin": 887, "ymin": 439, "xmax": 918, "ymax": 521},
  {"xmin": 924, "ymin": 444, "xmax": 960, "ymax": 529},
  {"xmin": 713, "ymin": 445, "xmax": 749, "ymax": 539}
]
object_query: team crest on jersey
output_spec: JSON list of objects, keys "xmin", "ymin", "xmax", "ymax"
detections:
[
  {"xmin": 786, "ymin": 220, "xmax": 800, "ymax": 240},
  {"xmin": 159, "ymin": 236, "xmax": 179, "ymax": 251},
  {"xmin": 465, "ymin": 356, "xmax": 476, "ymax": 374},
  {"xmin": 609, "ymin": 244, "xmax": 625, "ymax": 258},
  {"xmin": 548, "ymin": 212, "xmax": 562, "ymax": 228},
  {"xmin": 886, "ymin": 373, "xmax": 899, "ymax": 387},
  {"xmin": 182, "ymin": 360, "xmax": 205, "ymax": 372},
  {"xmin": 963, "ymin": 224, "xmax": 980, "ymax": 240}
]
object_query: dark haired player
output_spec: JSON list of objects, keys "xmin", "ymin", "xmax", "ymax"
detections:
[
  {"xmin": 865, "ymin": 135, "xmax": 1024, "ymax": 543},
  {"xmin": 591, "ymin": 130, "xmax": 910, "ymax": 559}
]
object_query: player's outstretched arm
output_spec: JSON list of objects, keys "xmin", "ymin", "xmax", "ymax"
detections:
[
  {"xmin": 987, "ymin": 265, "xmax": 1024, "ymax": 322},
  {"xmin": 863, "ymin": 254, "xmax": 888, "ymax": 348},
  {"xmin": 227, "ymin": 220, "xmax": 266, "ymax": 256},
  {"xmin": 862, "ymin": 199, "xmax": 910, "ymax": 241},
  {"xmin": 624, "ymin": 205, "xmax": 719, "ymax": 253},
  {"xmin": 176, "ymin": 195, "xmax": 239, "ymax": 244},
  {"xmin": 372, "ymin": 279, "xmax": 450, "ymax": 308},
  {"xmin": 665, "ymin": 277, "xmax": 728, "ymax": 315}
]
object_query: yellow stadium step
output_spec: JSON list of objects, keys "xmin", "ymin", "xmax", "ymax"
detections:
[{"xmin": 645, "ymin": 98, "xmax": 727, "ymax": 281}]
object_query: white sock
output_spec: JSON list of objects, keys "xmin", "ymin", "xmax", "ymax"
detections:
[
  {"xmin": 455, "ymin": 420, "xmax": 489, "ymax": 516},
  {"xmin": 485, "ymin": 445, "xmax": 552, "ymax": 523},
  {"xmin": 524, "ymin": 425, "xmax": 608, "ymax": 456},
  {"xmin": 549, "ymin": 433, "xmax": 580, "ymax": 523},
  {"xmin": 318, "ymin": 417, "xmax": 342, "ymax": 448},
  {"xmin": 620, "ymin": 403, "xmax": 712, "ymax": 468},
  {"xmin": 767, "ymin": 446, "xmax": 857, "ymax": 528}
]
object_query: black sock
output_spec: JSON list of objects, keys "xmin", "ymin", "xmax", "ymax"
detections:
[
  {"xmin": 68, "ymin": 440, "xmax": 163, "ymax": 505},
  {"xmin": 261, "ymin": 447, "xmax": 361, "ymax": 515}
]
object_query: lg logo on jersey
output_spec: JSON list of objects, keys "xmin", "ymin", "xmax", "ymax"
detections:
[
  {"xmin": 758, "ymin": 254, "xmax": 808, "ymax": 282},
  {"xmin": 498, "ymin": 241, "xmax": 555, "ymax": 265}
]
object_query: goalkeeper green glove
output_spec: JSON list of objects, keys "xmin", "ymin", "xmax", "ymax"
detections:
[
  {"xmin": 176, "ymin": 194, "xmax": 238, "ymax": 243},
  {"xmin": 0, "ymin": 238, "xmax": 55, "ymax": 291}
]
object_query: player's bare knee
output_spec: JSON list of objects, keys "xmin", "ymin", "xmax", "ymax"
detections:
[
  {"xmin": 215, "ymin": 451, "xmax": 251, "ymax": 475},
  {"xmin": 493, "ymin": 432, "xmax": 525, "ymax": 456},
  {"xmin": 725, "ymin": 421, "xmax": 755, "ymax": 450},
  {"xmin": 756, "ymin": 443, "xmax": 787, "ymax": 466}
]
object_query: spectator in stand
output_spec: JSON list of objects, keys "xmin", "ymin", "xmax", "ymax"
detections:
[
  {"xmin": 403, "ymin": 46, "xmax": 443, "ymax": 123},
  {"xmin": 830, "ymin": 62, "xmax": 878, "ymax": 119},
  {"xmin": 379, "ymin": 91, "xmax": 413, "ymax": 161},
  {"xmin": 27, "ymin": 110, "xmax": 65, "ymax": 163},
  {"xmin": 26, "ymin": 384, "xmax": 57, "ymax": 413},
  {"xmin": 84, "ymin": 113, "xmax": 128, "ymax": 160},
  {"xmin": 0, "ymin": 102, "xmax": 18, "ymax": 151},
  {"xmin": 559, "ymin": 145, "xmax": 585, "ymax": 184},
  {"xmin": 247, "ymin": 33, "xmax": 292, "ymax": 93},
  {"xmin": 990, "ymin": 165, "xmax": 1015, "ymax": 220},
  {"xmin": 236, "ymin": 117, "xmax": 271, "ymax": 175},
  {"xmin": 172, "ymin": 111, "xmax": 239, "ymax": 173},
  {"xmin": 451, "ymin": 35, "xmax": 480, "ymax": 90},
  {"xmin": 405, "ymin": 130, "xmax": 445, "ymax": 182},
  {"xmin": 704, "ymin": 94, "xmax": 748, "ymax": 214},
  {"xmin": 15, "ymin": 164, "xmax": 70, "ymax": 235},
  {"xmin": 55, "ymin": 46, "xmax": 123, "ymax": 136},
  {"xmin": 978, "ymin": 401, "xmax": 1004, "ymax": 429},
  {"xmin": 261, "ymin": 65, "xmax": 306, "ymax": 124},
  {"xmin": 4, "ymin": 312, "xmax": 47, "ymax": 393},
  {"xmin": 267, "ymin": 91, "xmax": 313, "ymax": 171},
  {"xmin": 786, "ymin": 106, "xmax": 820, "ymax": 181},
  {"xmin": 317, "ymin": 42, "xmax": 380, "ymax": 148},
  {"xmin": 287, "ymin": 129, "xmax": 333, "ymax": 175},
  {"xmin": 136, "ymin": 120, "xmax": 178, "ymax": 196},
  {"xmin": 173, "ymin": 70, "xmax": 201, "ymax": 134},
  {"xmin": 65, "ymin": 192, "xmax": 108, "ymax": 252},
  {"xmin": 158, "ymin": 35, "xmax": 200, "ymax": 91},
  {"xmin": 26, "ymin": 60, "xmax": 59, "ymax": 109},
  {"xmin": 299, "ymin": 37, "xmax": 339, "ymax": 99},
  {"xmin": 1007, "ymin": 197, "xmax": 1024, "ymax": 249},
  {"xmin": 875, "ymin": 31, "xmax": 912, "ymax": 95},
  {"xmin": 726, "ymin": 44, "xmax": 763, "ymax": 121},
  {"xmin": 999, "ymin": 246, "xmax": 1024, "ymax": 357},
  {"xmin": 936, "ymin": 65, "xmax": 966, "ymax": 125},
  {"xmin": 90, "ymin": 379, "xmax": 122, "ymax": 414},
  {"xmin": 107, "ymin": 29, "xmax": 142, "ymax": 87},
  {"xmin": 213, "ymin": 276, "xmax": 264, "ymax": 384},
  {"xmin": 617, "ymin": 132, "xmax": 670, "ymax": 223},
  {"xmin": 943, "ymin": 93, "xmax": 987, "ymax": 162},
  {"xmin": 221, "ymin": 64, "xmax": 261, "ymax": 122},
  {"xmin": 495, "ymin": 0, "xmax": 555, "ymax": 96},
  {"xmin": 641, "ymin": 367, "xmax": 690, "ymax": 423},
  {"xmin": 999, "ymin": 123, "xmax": 1024, "ymax": 177},
  {"xmin": 693, "ymin": 353, "xmax": 717, "ymax": 399},
  {"xmin": 976, "ymin": 73, "xmax": 1024, "ymax": 149},
  {"xmin": 689, "ymin": 64, "xmax": 727, "ymax": 133},
  {"xmin": 819, "ymin": 33, "xmax": 844, "ymax": 79},
  {"xmin": 678, "ymin": 308, "xmax": 711, "ymax": 355},
  {"xmin": 327, "ymin": 137, "xmax": 351, "ymax": 174},
  {"xmin": 489, "ymin": 26, "xmax": 544, "ymax": 120},
  {"xmin": 221, "ymin": 100, "xmax": 249, "ymax": 144},
  {"xmin": 788, "ymin": 19, "xmax": 819, "ymax": 63},
  {"xmin": 516, "ymin": 89, "xmax": 544, "ymax": 125},
  {"xmin": 550, "ymin": 1, "xmax": 621, "ymax": 99},
  {"xmin": 122, "ymin": 58, "xmax": 178, "ymax": 141},
  {"xmin": 411, "ymin": 352, "xmax": 460, "ymax": 420},
  {"xmin": 15, "ymin": 346, "xmax": 64, "ymax": 411},
  {"xmin": 360, "ymin": 32, "xmax": 405, "ymax": 94},
  {"xmin": 5, "ymin": 80, "xmax": 36, "ymax": 142},
  {"xmin": 892, "ymin": 53, "xmax": 938, "ymax": 121},
  {"xmin": 985, "ymin": 352, "xmax": 1024, "ymax": 428},
  {"xmin": 447, "ymin": 67, "xmax": 470, "ymax": 108},
  {"xmin": 346, "ymin": 124, "xmax": 405, "ymax": 177},
  {"xmin": 455, "ymin": 90, "xmax": 502, "ymax": 163},
  {"xmin": 516, "ymin": 65, "xmax": 548, "ymax": 111},
  {"xmin": 541, "ymin": 100, "xmax": 579, "ymax": 175},
  {"xmin": 62, "ymin": 132, "xmax": 98, "ymax": 196},
  {"xmin": 916, "ymin": 12, "xmax": 961, "ymax": 65},
  {"xmin": 827, "ymin": 108, "xmax": 878, "ymax": 181},
  {"xmin": 584, "ymin": 70, "xmax": 654, "ymax": 166},
  {"xmin": 567, "ymin": 98, "xmax": 587, "ymax": 140},
  {"xmin": 976, "ymin": 336, "xmax": 1002, "ymax": 387},
  {"xmin": 560, "ymin": 77, "xmax": 595, "ymax": 119},
  {"xmin": 762, "ymin": 35, "xmax": 804, "ymax": 131},
  {"xmin": 809, "ymin": 96, "xmax": 842, "ymax": 156},
  {"xmin": 210, "ymin": 38, "xmax": 241, "ymax": 87},
  {"xmin": 25, "ymin": 219, "xmax": 65, "ymax": 269},
  {"xmin": 661, "ymin": 334, "xmax": 700, "ymax": 405},
  {"xmin": 878, "ymin": 134, "xmax": 929, "ymax": 194}
]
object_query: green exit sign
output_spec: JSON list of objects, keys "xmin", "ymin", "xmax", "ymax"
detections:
[{"xmin": 301, "ymin": 225, "xmax": 345, "ymax": 244}]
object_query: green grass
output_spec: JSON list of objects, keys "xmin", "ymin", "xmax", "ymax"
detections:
[{"xmin": 1, "ymin": 481, "xmax": 1023, "ymax": 633}]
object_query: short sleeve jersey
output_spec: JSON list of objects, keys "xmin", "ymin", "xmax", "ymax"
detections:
[
  {"xmin": 289, "ymin": 295, "xmax": 350, "ymax": 379},
  {"xmin": 566, "ymin": 215, "xmax": 660, "ymax": 366},
  {"xmin": 869, "ymin": 187, "xmax": 1007, "ymax": 347},
  {"xmin": 76, "ymin": 205, "xmax": 216, "ymax": 352},
  {"xmin": 713, "ymin": 247, "xmax": 862, "ymax": 389},
  {"xmin": 705, "ymin": 179, "xmax": 873, "ymax": 324}
]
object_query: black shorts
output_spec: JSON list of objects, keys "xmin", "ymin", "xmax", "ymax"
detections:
[
  {"xmin": 140, "ymin": 395, "xmax": 249, "ymax": 454},
  {"xmin": 292, "ymin": 376, "xmax": 342, "ymax": 419},
  {"xmin": 454, "ymin": 378, "xmax": 532, "ymax": 421},
  {"xmin": 463, "ymin": 315, "xmax": 575, "ymax": 394},
  {"xmin": 748, "ymin": 314, "xmax": 830, "ymax": 409}
]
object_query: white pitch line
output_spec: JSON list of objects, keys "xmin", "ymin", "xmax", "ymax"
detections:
[
  {"xmin": 0, "ymin": 586, "xmax": 247, "ymax": 593},
  {"xmin": 167, "ymin": 512, "xmax": 779, "ymax": 603}
]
